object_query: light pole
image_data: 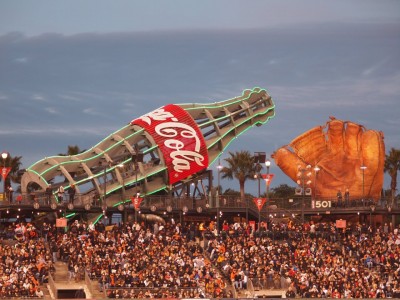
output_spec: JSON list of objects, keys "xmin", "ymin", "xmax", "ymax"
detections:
[
  {"xmin": 254, "ymin": 170, "xmax": 261, "ymax": 231},
  {"xmin": 253, "ymin": 172, "xmax": 261, "ymax": 200},
  {"xmin": 217, "ymin": 158, "xmax": 223, "ymax": 236},
  {"xmin": 297, "ymin": 165, "xmax": 312, "ymax": 223},
  {"xmin": 254, "ymin": 152, "xmax": 266, "ymax": 231},
  {"xmin": 117, "ymin": 164, "xmax": 127, "ymax": 223},
  {"xmin": 254, "ymin": 152, "xmax": 266, "ymax": 198},
  {"xmin": 132, "ymin": 149, "xmax": 143, "ymax": 223},
  {"xmin": 1, "ymin": 152, "xmax": 9, "ymax": 202},
  {"xmin": 102, "ymin": 164, "xmax": 107, "ymax": 210},
  {"xmin": 370, "ymin": 204, "xmax": 375, "ymax": 229},
  {"xmin": 360, "ymin": 165, "xmax": 367, "ymax": 204},
  {"xmin": 265, "ymin": 159, "xmax": 271, "ymax": 223},
  {"xmin": 313, "ymin": 166, "xmax": 320, "ymax": 201},
  {"xmin": 134, "ymin": 192, "xmax": 140, "ymax": 223}
]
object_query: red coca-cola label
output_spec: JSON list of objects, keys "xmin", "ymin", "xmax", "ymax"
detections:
[{"xmin": 131, "ymin": 104, "xmax": 209, "ymax": 185}]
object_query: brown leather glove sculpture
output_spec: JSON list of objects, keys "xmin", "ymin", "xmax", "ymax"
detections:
[{"xmin": 273, "ymin": 117, "xmax": 385, "ymax": 202}]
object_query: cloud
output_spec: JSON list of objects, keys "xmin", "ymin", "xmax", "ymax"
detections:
[
  {"xmin": 0, "ymin": 125, "xmax": 112, "ymax": 137},
  {"xmin": 58, "ymin": 94, "xmax": 83, "ymax": 102},
  {"xmin": 83, "ymin": 107, "xmax": 102, "ymax": 116},
  {"xmin": 362, "ymin": 58, "xmax": 390, "ymax": 76},
  {"xmin": 15, "ymin": 57, "xmax": 28, "ymax": 63},
  {"xmin": 44, "ymin": 107, "xmax": 57, "ymax": 114},
  {"xmin": 32, "ymin": 94, "xmax": 46, "ymax": 101}
]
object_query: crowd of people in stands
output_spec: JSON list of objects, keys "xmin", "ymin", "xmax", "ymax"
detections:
[
  {"xmin": 54, "ymin": 219, "xmax": 231, "ymax": 299},
  {"xmin": 0, "ymin": 223, "xmax": 53, "ymax": 298},
  {"xmin": 208, "ymin": 220, "xmax": 400, "ymax": 298},
  {"xmin": 2, "ymin": 215, "xmax": 400, "ymax": 299}
]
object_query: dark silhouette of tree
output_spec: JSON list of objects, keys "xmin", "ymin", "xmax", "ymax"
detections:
[
  {"xmin": 0, "ymin": 154, "xmax": 23, "ymax": 194},
  {"xmin": 384, "ymin": 148, "xmax": 400, "ymax": 205},
  {"xmin": 221, "ymin": 150, "xmax": 256, "ymax": 201},
  {"xmin": 223, "ymin": 188, "xmax": 240, "ymax": 197},
  {"xmin": 0, "ymin": 154, "xmax": 23, "ymax": 186},
  {"xmin": 58, "ymin": 145, "xmax": 83, "ymax": 156},
  {"xmin": 58, "ymin": 145, "xmax": 85, "ymax": 180},
  {"xmin": 270, "ymin": 184, "xmax": 296, "ymax": 199}
]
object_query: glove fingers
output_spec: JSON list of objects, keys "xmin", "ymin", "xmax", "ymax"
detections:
[
  {"xmin": 326, "ymin": 119, "xmax": 345, "ymax": 155},
  {"xmin": 344, "ymin": 122, "xmax": 363, "ymax": 158},
  {"xmin": 274, "ymin": 147, "xmax": 307, "ymax": 182},
  {"xmin": 361, "ymin": 130, "xmax": 385, "ymax": 199},
  {"xmin": 290, "ymin": 126, "xmax": 327, "ymax": 165}
]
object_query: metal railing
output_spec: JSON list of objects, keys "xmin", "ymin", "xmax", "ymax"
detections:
[
  {"xmin": 84, "ymin": 271, "xmax": 96, "ymax": 298},
  {"xmin": 103, "ymin": 287, "xmax": 207, "ymax": 299},
  {"xmin": 246, "ymin": 278, "xmax": 255, "ymax": 298},
  {"xmin": 47, "ymin": 272, "xmax": 57, "ymax": 299},
  {"xmin": 1, "ymin": 192, "xmax": 396, "ymax": 216}
]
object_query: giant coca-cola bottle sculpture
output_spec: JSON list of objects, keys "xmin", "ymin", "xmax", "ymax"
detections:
[{"xmin": 21, "ymin": 87, "xmax": 275, "ymax": 207}]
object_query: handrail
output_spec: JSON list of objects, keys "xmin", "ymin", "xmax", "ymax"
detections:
[
  {"xmin": 202, "ymin": 239, "xmax": 237, "ymax": 299},
  {"xmin": 1, "ymin": 192, "xmax": 395, "ymax": 215},
  {"xmin": 246, "ymin": 277, "xmax": 255, "ymax": 298},
  {"xmin": 104, "ymin": 287, "xmax": 207, "ymax": 298},
  {"xmin": 47, "ymin": 272, "xmax": 57, "ymax": 299},
  {"xmin": 84, "ymin": 271, "xmax": 95, "ymax": 298}
]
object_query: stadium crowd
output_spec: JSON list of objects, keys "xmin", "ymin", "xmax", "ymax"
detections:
[
  {"xmin": 54, "ymin": 219, "xmax": 230, "ymax": 299},
  {"xmin": 2, "ymin": 216, "xmax": 400, "ymax": 298},
  {"xmin": 0, "ymin": 223, "xmax": 52, "ymax": 298},
  {"xmin": 208, "ymin": 220, "xmax": 400, "ymax": 298}
]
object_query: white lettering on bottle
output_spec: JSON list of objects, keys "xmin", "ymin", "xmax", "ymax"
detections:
[
  {"xmin": 136, "ymin": 106, "xmax": 206, "ymax": 174},
  {"xmin": 139, "ymin": 108, "xmax": 177, "ymax": 125},
  {"xmin": 170, "ymin": 150, "xmax": 205, "ymax": 172},
  {"xmin": 156, "ymin": 122, "xmax": 205, "ymax": 172}
]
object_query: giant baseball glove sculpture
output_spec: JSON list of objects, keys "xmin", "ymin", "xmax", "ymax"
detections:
[{"xmin": 273, "ymin": 117, "xmax": 385, "ymax": 201}]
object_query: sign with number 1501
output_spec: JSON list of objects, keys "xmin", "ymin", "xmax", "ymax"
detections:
[{"xmin": 314, "ymin": 200, "xmax": 332, "ymax": 208}]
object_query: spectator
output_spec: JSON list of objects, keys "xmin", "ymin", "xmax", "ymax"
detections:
[
  {"xmin": 337, "ymin": 189, "xmax": 343, "ymax": 207},
  {"xmin": 35, "ymin": 287, "xmax": 44, "ymax": 298},
  {"xmin": 7, "ymin": 185, "xmax": 13, "ymax": 203},
  {"xmin": 45, "ymin": 185, "xmax": 53, "ymax": 205},
  {"xmin": 344, "ymin": 188, "xmax": 350, "ymax": 207},
  {"xmin": 286, "ymin": 286, "xmax": 296, "ymax": 298},
  {"xmin": 68, "ymin": 184, "xmax": 76, "ymax": 204},
  {"xmin": 57, "ymin": 185, "xmax": 65, "ymax": 203}
]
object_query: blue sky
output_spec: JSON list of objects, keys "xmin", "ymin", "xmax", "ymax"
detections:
[{"xmin": 0, "ymin": 0, "xmax": 399, "ymax": 193}]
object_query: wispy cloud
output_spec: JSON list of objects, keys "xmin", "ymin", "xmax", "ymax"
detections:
[
  {"xmin": 270, "ymin": 72, "xmax": 400, "ymax": 109},
  {"xmin": 14, "ymin": 57, "xmax": 28, "ymax": 63},
  {"xmin": 0, "ymin": 125, "xmax": 111, "ymax": 136},
  {"xmin": 44, "ymin": 107, "xmax": 57, "ymax": 114},
  {"xmin": 362, "ymin": 58, "xmax": 389, "ymax": 76},
  {"xmin": 58, "ymin": 94, "xmax": 83, "ymax": 102},
  {"xmin": 32, "ymin": 94, "xmax": 46, "ymax": 101},
  {"xmin": 83, "ymin": 107, "xmax": 101, "ymax": 116}
]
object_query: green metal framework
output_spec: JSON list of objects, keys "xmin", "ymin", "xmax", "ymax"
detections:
[{"xmin": 20, "ymin": 87, "xmax": 275, "ymax": 212}]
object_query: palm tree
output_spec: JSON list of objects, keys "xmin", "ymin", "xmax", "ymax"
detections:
[
  {"xmin": 7, "ymin": 155, "xmax": 23, "ymax": 184},
  {"xmin": 221, "ymin": 150, "xmax": 256, "ymax": 201},
  {"xmin": 58, "ymin": 145, "xmax": 85, "ymax": 180},
  {"xmin": 58, "ymin": 145, "xmax": 83, "ymax": 156},
  {"xmin": 0, "ymin": 154, "xmax": 23, "ymax": 192},
  {"xmin": 384, "ymin": 147, "xmax": 400, "ymax": 205}
]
